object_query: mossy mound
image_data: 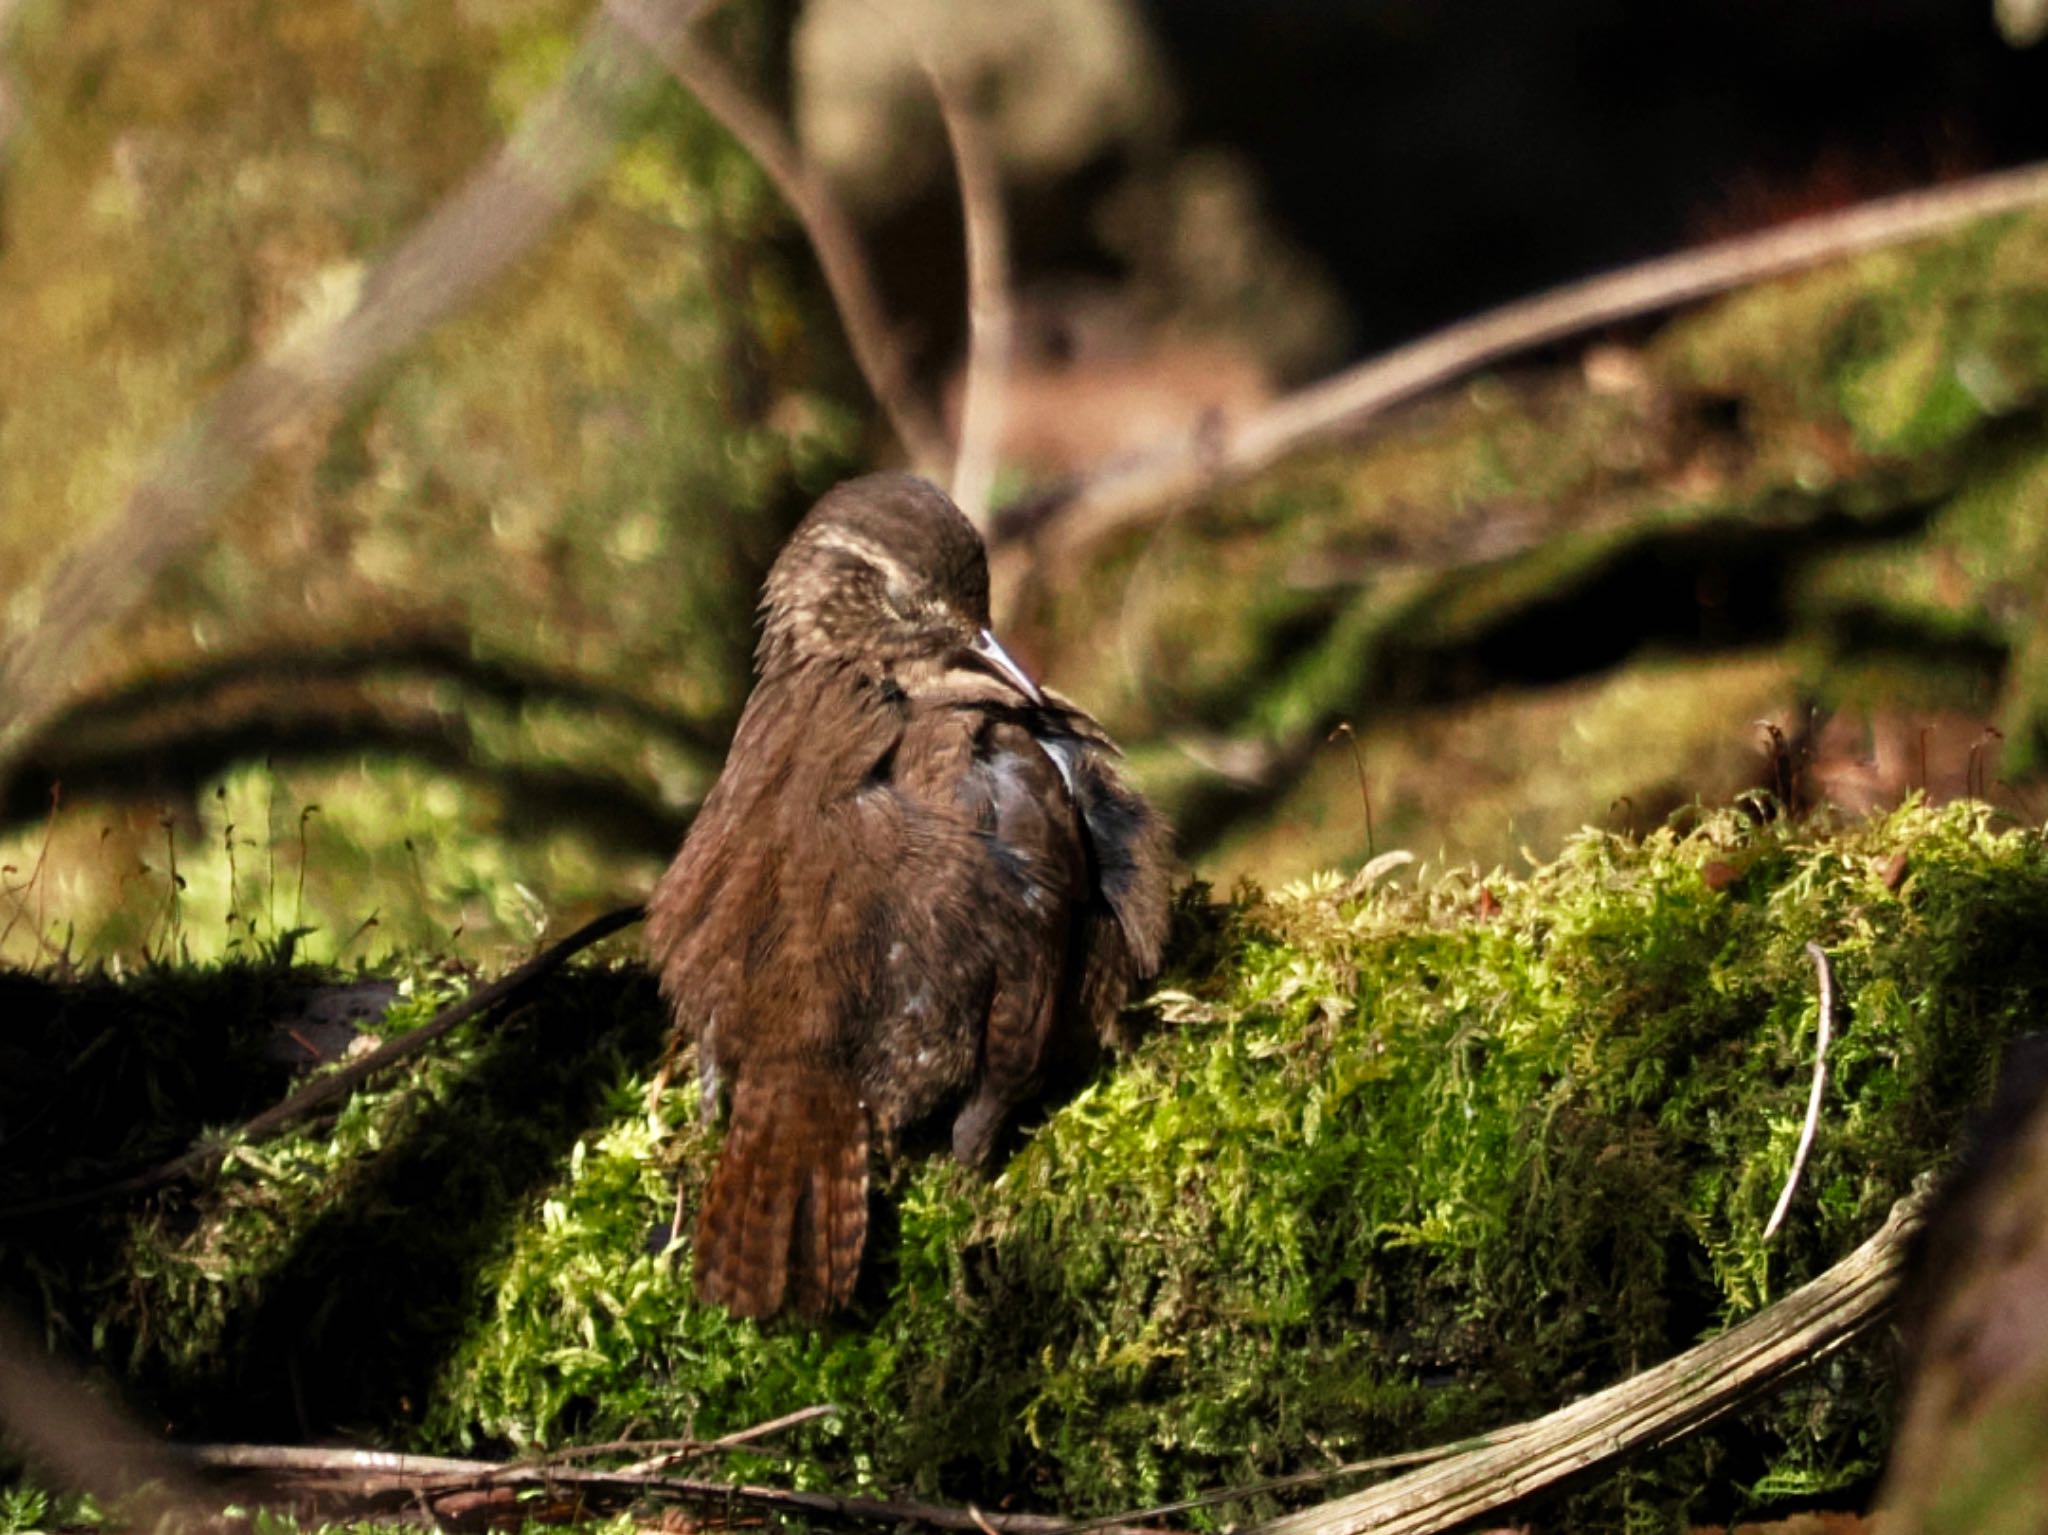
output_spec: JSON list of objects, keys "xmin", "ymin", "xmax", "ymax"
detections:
[
  {"xmin": 6, "ymin": 799, "xmax": 2048, "ymax": 1530},
  {"xmin": 435, "ymin": 799, "xmax": 2045, "ymax": 1525}
]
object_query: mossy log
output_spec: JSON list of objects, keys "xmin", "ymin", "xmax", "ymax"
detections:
[{"xmin": 5, "ymin": 798, "xmax": 2048, "ymax": 1531}]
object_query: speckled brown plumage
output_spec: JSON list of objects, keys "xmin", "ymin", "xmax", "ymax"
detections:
[{"xmin": 647, "ymin": 473, "xmax": 1171, "ymax": 1321}]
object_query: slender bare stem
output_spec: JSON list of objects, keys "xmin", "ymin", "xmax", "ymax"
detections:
[
  {"xmin": 924, "ymin": 62, "xmax": 1013, "ymax": 529},
  {"xmin": 1764, "ymin": 942, "xmax": 1837, "ymax": 1241},
  {"xmin": 624, "ymin": 14, "xmax": 953, "ymax": 477}
]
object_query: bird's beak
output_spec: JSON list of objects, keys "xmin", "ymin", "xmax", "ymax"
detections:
[{"xmin": 973, "ymin": 628, "xmax": 1045, "ymax": 705}]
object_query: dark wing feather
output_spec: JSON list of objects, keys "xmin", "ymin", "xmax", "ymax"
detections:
[
  {"xmin": 945, "ymin": 717, "xmax": 1088, "ymax": 1166},
  {"xmin": 1031, "ymin": 697, "xmax": 1175, "ymax": 1037}
]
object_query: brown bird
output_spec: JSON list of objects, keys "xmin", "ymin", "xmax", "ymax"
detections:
[{"xmin": 647, "ymin": 473, "xmax": 1172, "ymax": 1320}]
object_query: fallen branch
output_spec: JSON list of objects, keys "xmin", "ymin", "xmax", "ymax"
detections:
[
  {"xmin": 995, "ymin": 158, "xmax": 2048, "ymax": 564},
  {"xmin": 190, "ymin": 1403, "xmax": 836, "ymax": 1484},
  {"xmin": 1251, "ymin": 1188, "xmax": 1927, "ymax": 1535},
  {"xmin": 186, "ymin": 1442, "xmax": 1175, "ymax": 1535},
  {"xmin": 0, "ymin": 902, "xmax": 645, "ymax": 1219}
]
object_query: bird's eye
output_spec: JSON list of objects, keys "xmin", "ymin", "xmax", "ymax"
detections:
[{"xmin": 882, "ymin": 581, "xmax": 920, "ymax": 622}]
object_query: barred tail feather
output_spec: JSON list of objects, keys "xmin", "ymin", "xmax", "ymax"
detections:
[{"xmin": 694, "ymin": 1069, "xmax": 870, "ymax": 1320}]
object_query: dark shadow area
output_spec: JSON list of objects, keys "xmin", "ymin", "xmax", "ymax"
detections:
[
  {"xmin": 4, "ymin": 703, "xmax": 695, "ymax": 861},
  {"xmin": 0, "ymin": 964, "xmax": 666, "ymax": 1444},
  {"xmin": 1378, "ymin": 495, "xmax": 1951, "ymax": 704},
  {"xmin": 0, "ymin": 965, "xmax": 337, "ymax": 1215},
  {"xmin": 1142, "ymin": 0, "xmax": 2048, "ymax": 352},
  {"xmin": 1811, "ymin": 603, "xmax": 2013, "ymax": 682},
  {"xmin": 851, "ymin": 0, "xmax": 2048, "ymax": 385},
  {"xmin": 200, "ymin": 969, "xmax": 665, "ymax": 1440},
  {"xmin": 47, "ymin": 633, "xmax": 732, "ymax": 761}
]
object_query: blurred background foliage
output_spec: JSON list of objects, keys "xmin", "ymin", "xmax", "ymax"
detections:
[{"xmin": 4, "ymin": 0, "xmax": 2048, "ymax": 965}]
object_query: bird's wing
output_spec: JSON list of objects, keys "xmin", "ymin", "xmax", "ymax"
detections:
[
  {"xmin": 1032, "ymin": 698, "xmax": 1174, "ymax": 979},
  {"xmin": 938, "ymin": 714, "xmax": 1090, "ymax": 1166}
]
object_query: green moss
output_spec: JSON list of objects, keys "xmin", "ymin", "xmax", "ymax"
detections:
[{"xmin": 7, "ymin": 799, "xmax": 2048, "ymax": 1530}]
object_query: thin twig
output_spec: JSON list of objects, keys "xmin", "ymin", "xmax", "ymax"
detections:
[
  {"xmin": 185, "ymin": 1443, "xmax": 1177, "ymax": 1535},
  {"xmin": 1763, "ymin": 942, "xmax": 1836, "ymax": 1242},
  {"xmin": 621, "ymin": 12, "xmax": 952, "ymax": 477},
  {"xmin": 622, "ymin": 1401, "xmax": 842, "ymax": 1473},
  {"xmin": 924, "ymin": 60, "xmax": 1013, "ymax": 529},
  {"xmin": 1327, "ymin": 724, "xmax": 1374, "ymax": 859},
  {"xmin": 996, "ymin": 158, "xmax": 2048, "ymax": 560},
  {"xmin": 189, "ymin": 1404, "xmax": 838, "ymax": 1486},
  {"xmin": 0, "ymin": 902, "xmax": 646, "ymax": 1219}
]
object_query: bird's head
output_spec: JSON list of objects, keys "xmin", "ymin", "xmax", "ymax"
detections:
[{"xmin": 757, "ymin": 474, "xmax": 1043, "ymax": 703}]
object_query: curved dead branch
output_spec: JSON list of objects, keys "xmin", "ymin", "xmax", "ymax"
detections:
[
  {"xmin": 996, "ymin": 158, "xmax": 2048, "ymax": 567},
  {"xmin": 629, "ymin": 18, "xmax": 953, "ymax": 477}
]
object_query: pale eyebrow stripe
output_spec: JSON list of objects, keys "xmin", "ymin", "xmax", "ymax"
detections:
[{"xmin": 807, "ymin": 526, "xmax": 911, "ymax": 588}]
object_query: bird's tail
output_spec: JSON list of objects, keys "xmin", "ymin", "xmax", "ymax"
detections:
[{"xmin": 693, "ymin": 1068, "xmax": 870, "ymax": 1320}]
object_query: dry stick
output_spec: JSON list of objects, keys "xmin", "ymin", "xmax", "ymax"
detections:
[
  {"xmin": 1251, "ymin": 1189, "xmax": 1927, "ymax": 1535},
  {"xmin": 1327, "ymin": 723, "xmax": 1374, "ymax": 859},
  {"xmin": 0, "ymin": 0, "xmax": 722, "ymax": 779},
  {"xmin": 1001, "ymin": 158, "xmax": 2048, "ymax": 561},
  {"xmin": 189, "ymin": 1404, "xmax": 838, "ymax": 1485},
  {"xmin": 620, "ymin": 1401, "xmax": 842, "ymax": 1473},
  {"xmin": 1763, "ymin": 942, "xmax": 1836, "ymax": 1242},
  {"xmin": 624, "ymin": 15, "xmax": 952, "ymax": 478},
  {"xmin": 925, "ymin": 63, "xmax": 1014, "ymax": 530},
  {"xmin": 0, "ymin": 903, "xmax": 645, "ymax": 1219},
  {"xmin": 1054, "ymin": 1440, "xmax": 1484, "ymax": 1535},
  {"xmin": 185, "ymin": 1445, "xmax": 1175, "ymax": 1535}
]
